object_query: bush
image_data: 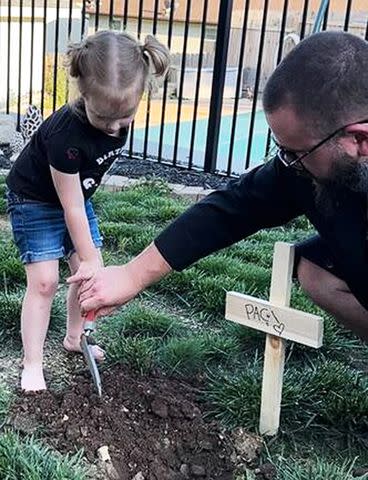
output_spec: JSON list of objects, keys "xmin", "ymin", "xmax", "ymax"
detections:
[
  {"xmin": 100, "ymin": 221, "xmax": 159, "ymax": 254},
  {"xmin": 159, "ymin": 333, "xmax": 240, "ymax": 376},
  {"xmin": 0, "ymin": 290, "xmax": 66, "ymax": 340},
  {"xmin": 205, "ymin": 359, "xmax": 368, "ymax": 433},
  {"xmin": 0, "ymin": 430, "xmax": 86, "ymax": 480},
  {"xmin": 0, "ymin": 236, "xmax": 25, "ymax": 288},
  {"xmin": 0, "ymin": 183, "xmax": 7, "ymax": 215},
  {"xmin": 107, "ymin": 336, "xmax": 158, "ymax": 373},
  {"xmin": 99, "ymin": 302, "xmax": 182, "ymax": 339},
  {"xmin": 274, "ymin": 457, "xmax": 364, "ymax": 480},
  {"xmin": 0, "ymin": 291, "xmax": 22, "ymax": 338},
  {"xmin": 0, "ymin": 383, "xmax": 12, "ymax": 424}
]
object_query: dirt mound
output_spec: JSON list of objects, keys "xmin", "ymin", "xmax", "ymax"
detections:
[{"xmin": 10, "ymin": 366, "xmax": 241, "ymax": 480}]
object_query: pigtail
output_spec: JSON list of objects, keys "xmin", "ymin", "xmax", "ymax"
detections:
[
  {"xmin": 66, "ymin": 31, "xmax": 170, "ymax": 101},
  {"xmin": 141, "ymin": 35, "xmax": 171, "ymax": 78},
  {"xmin": 65, "ymin": 41, "xmax": 89, "ymax": 78}
]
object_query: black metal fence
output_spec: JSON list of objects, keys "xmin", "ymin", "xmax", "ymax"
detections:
[{"xmin": 0, "ymin": 0, "xmax": 367, "ymax": 176}]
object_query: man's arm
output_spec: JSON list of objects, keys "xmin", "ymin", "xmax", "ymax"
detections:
[
  {"xmin": 68, "ymin": 242, "xmax": 171, "ymax": 316},
  {"xmin": 154, "ymin": 158, "xmax": 303, "ymax": 270},
  {"xmin": 69, "ymin": 158, "xmax": 304, "ymax": 316}
]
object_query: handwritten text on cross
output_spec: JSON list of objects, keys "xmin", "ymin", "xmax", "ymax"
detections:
[
  {"xmin": 226, "ymin": 293, "xmax": 323, "ymax": 348},
  {"xmin": 244, "ymin": 304, "xmax": 285, "ymax": 335}
]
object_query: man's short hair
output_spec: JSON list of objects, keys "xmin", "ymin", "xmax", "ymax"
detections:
[{"xmin": 263, "ymin": 31, "xmax": 368, "ymax": 135}]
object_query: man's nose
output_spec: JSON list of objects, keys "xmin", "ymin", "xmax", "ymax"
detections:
[{"xmin": 107, "ymin": 120, "xmax": 120, "ymax": 131}]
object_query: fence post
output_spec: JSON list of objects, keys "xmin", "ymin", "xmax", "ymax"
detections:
[{"xmin": 203, "ymin": 0, "xmax": 233, "ymax": 173}]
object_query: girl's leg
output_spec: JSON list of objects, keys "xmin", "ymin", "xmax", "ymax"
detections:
[
  {"xmin": 63, "ymin": 251, "xmax": 105, "ymax": 361},
  {"xmin": 21, "ymin": 260, "xmax": 59, "ymax": 391}
]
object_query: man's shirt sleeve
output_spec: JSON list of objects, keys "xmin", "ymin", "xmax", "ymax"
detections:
[{"xmin": 154, "ymin": 158, "xmax": 303, "ymax": 271}]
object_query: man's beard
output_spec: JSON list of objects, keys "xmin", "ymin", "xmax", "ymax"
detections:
[
  {"xmin": 314, "ymin": 153, "xmax": 368, "ymax": 215},
  {"xmin": 324, "ymin": 154, "xmax": 368, "ymax": 192}
]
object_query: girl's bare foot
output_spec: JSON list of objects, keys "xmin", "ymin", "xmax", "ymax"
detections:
[
  {"xmin": 21, "ymin": 364, "xmax": 46, "ymax": 392},
  {"xmin": 63, "ymin": 336, "xmax": 106, "ymax": 362}
]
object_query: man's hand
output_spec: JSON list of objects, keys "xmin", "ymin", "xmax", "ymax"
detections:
[
  {"xmin": 67, "ymin": 243, "xmax": 172, "ymax": 317},
  {"xmin": 76, "ymin": 265, "xmax": 141, "ymax": 316}
]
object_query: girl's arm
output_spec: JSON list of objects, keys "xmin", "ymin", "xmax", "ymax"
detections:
[{"xmin": 50, "ymin": 167, "xmax": 100, "ymax": 273}]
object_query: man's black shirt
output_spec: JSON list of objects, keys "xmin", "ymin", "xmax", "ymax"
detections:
[{"xmin": 155, "ymin": 159, "xmax": 368, "ymax": 311}]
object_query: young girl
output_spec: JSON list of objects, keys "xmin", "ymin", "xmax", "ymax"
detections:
[{"xmin": 6, "ymin": 30, "xmax": 170, "ymax": 392}]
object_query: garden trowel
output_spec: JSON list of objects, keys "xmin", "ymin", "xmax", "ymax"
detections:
[{"xmin": 80, "ymin": 310, "xmax": 102, "ymax": 397}]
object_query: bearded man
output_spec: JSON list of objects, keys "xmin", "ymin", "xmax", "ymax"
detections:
[{"xmin": 71, "ymin": 31, "xmax": 368, "ymax": 341}]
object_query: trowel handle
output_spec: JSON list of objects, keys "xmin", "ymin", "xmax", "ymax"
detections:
[{"xmin": 84, "ymin": 310, "xmax": 96, "ymax": 333}]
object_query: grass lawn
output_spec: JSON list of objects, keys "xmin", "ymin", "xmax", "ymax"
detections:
[{"xmin": 1, "ymin": 175, "xmax": 368, "ymax": 479}]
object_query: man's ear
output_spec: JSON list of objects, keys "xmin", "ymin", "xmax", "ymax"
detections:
[{"xmin": 344, "ymin": 123, "xmax": 368, "ymax": 156}]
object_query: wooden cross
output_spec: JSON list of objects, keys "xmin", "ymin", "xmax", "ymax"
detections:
[{"xmin": 225, "ymin": 241, "xmax": 324, "ymax": 436}]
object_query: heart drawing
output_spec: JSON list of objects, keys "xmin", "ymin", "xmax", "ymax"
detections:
[{"xmin": 273, "ymin": 322, "xmax": 285, "ymax": 336}]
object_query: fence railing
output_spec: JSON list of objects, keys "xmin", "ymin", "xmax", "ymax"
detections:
[{"xmin": 0, "ymin": 0, "xmax": 367, "ymax": 175}]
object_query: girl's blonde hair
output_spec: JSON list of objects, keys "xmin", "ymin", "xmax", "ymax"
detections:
[{"xmin": 66, "ymin": 30, "xmax": 170, "ymax": 100}]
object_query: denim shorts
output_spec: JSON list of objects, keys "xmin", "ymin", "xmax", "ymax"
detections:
[{"xmin": 6, "ymin": 189, "xmax": 103, "ymax": 264}]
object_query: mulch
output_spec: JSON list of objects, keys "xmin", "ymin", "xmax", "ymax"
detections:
[
  {"xmin": 0, "ymin": 148, "xmax": 234, "ymax": 189},
  {"xmin": 108, "ymin": 158, "xmax": 234, "ymax": 190}
]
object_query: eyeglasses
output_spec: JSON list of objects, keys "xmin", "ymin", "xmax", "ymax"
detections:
[{"xmin": 274, "ymin": 118, "xmax": 368, "ymax": 170}]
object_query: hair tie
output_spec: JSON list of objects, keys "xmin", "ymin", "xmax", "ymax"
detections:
[{"xmin": 141, "ymin": 44, "xmax": 150, "ymax": 61}]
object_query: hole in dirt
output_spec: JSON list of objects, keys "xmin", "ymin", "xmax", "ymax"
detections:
[{"xmin": 9, "ymin": 366, "xmax": 250, "ymax": 480}]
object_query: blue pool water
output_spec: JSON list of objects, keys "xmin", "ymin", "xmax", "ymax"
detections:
[{"xmin": 131, "ymin": 110, "xmax": 270, "ymax": 175}]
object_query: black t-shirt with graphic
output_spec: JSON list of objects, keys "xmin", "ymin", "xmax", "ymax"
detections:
[{"xmin": 6, "ymin": 104, "xmax": 128, "ymax": 204}]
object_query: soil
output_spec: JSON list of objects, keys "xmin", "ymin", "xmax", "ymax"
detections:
[
  {"xmin": 9, "ymin": 365, "xmax": 251, "ymax": 480},
  {"xmin": 254, "ymin": 463, "xmax": 277, "ymax": 479}
]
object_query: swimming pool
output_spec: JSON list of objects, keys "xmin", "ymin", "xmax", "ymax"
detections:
[{"xmin": 130, "ymin": 110, "xmax": 270, "ymax": 175}]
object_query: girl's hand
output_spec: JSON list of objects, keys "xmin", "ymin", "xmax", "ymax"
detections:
[
  {"xmin": 68, "ymin": 257, "xmax": 102, "ymax": 284},
  {"xmin": 74, "ymin": 265, "xmax": 142, "ymax": 317}
]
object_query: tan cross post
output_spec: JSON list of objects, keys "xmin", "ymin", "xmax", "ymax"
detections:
[{"xmin": 225, "ymin": 241, "xmax": 324, "ymax": 436}]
